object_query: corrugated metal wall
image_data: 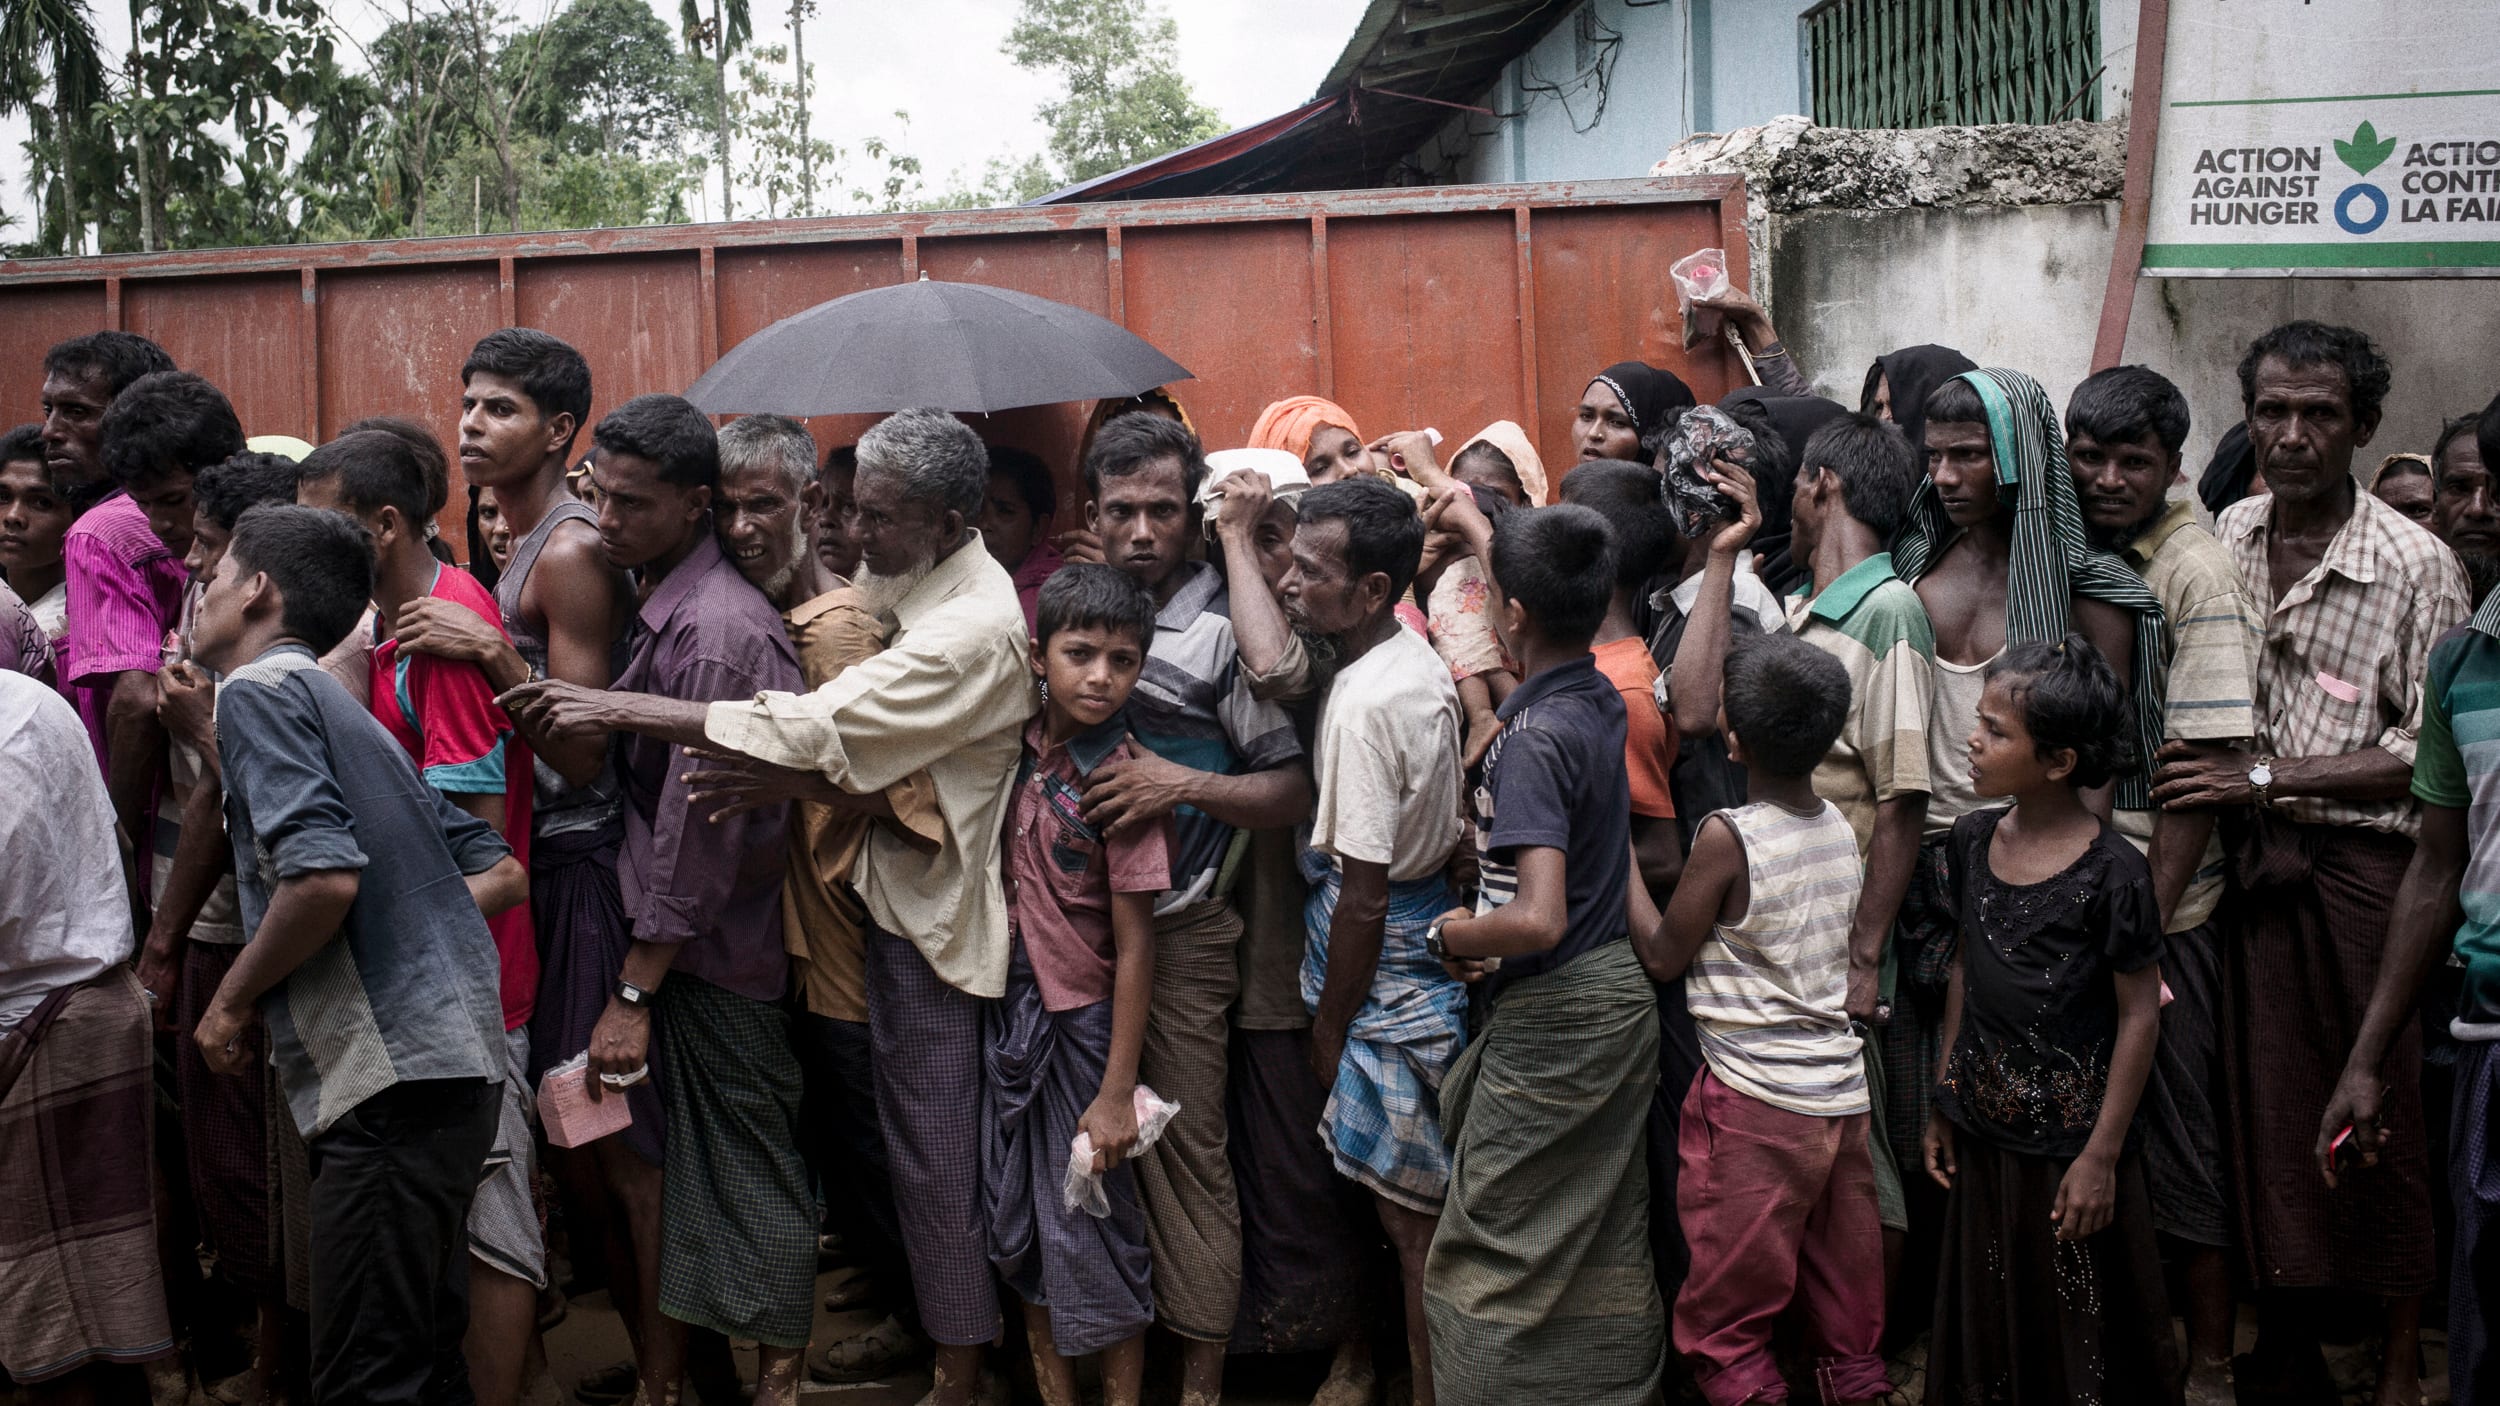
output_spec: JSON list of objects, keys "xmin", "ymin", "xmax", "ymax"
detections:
[{"xmin": 0, "ymin": 177, "xmax": 1747, "ymax": 557}]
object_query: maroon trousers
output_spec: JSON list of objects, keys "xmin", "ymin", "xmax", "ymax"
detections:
[{"xmin": 1674, "ymin": 1069, "xmax": 1888, "ymax": 1406}]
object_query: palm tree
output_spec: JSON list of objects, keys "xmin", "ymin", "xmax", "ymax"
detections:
[
  {"xmin": 679, "ymin": 0, "xmax": 747, "ymax": 219},
  {"xmin": 0, "ymin": 0, "xmax": 106, "ymax": 254}
]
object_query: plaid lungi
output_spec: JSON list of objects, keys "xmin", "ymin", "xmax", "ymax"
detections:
[
  {"xmin": 1135, "ymin": 898, "xmax": 1245, "ymax": 1340},
  {"xmin": 2224, "ymin": 818, "xmax": 2432, "ymax": 1294},
  {"xmin": 866, "ymin": 923, "xmax": 1002, "ymax": 1347},
  {"xmin": 1302, "ymin": 869, "xmax": 1466, "ymax": 1213},
  {"xmin": 1425, "ymin": 939, "xmax": 1664, "ymax": 1406},
  {"xmin": 656, "ymin": 975, "xmax": 813, "ymax": 1347},
  {"xmin": 982, "ymin": 946, "xmax": 1153, "ymax": 1356},
  {"xmin": 175, "ymin": 939, "xmax": 276, "ymax": 1297},
  {"xmin": 0, "ymin": 968, "xmax": 176, "ymax": 1384}
]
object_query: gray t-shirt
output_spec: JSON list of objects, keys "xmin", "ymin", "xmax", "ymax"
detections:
[{"xmin": 218, "ymin": 644, "xmax": 507, "ymax": 1138}]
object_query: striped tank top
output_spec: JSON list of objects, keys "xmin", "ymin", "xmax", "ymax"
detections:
[{"xmin": 1689, "ymin": 799, "xmax": 1869, "ymax": 1117}]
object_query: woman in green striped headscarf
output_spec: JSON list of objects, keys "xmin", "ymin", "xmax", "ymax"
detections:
[{"xmin": 1869, "ymin": 366, "xmax": 2169, "ymax": 1196}]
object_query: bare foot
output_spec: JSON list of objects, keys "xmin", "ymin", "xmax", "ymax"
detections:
[{"xmin": 1310, "ymin": 1338, "xmax": 1376, "ymax": 1406}]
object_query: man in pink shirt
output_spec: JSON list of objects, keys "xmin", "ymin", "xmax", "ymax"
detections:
[
  {"xmin": 42, "ymin": 334, "xmax": 185, "ymax": 803},
  {"xmin": 80, "ymin": 368, "xmax": 246, "ymax": 868}
]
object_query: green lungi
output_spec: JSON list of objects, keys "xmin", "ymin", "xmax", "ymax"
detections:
[
  {"xmin": 657, "ymin": 974, "xmax": 815, "ymax": 1347},
  {"xmin": 1423, "ymin": 939, "xmax": 1666, "ymax": 1405}
]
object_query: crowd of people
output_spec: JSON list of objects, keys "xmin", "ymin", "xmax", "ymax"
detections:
[{"xmin": 1, "ymin": 307, "xmax": 2496, "ymax": 1406}]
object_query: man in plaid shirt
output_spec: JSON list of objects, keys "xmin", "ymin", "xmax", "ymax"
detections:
[{"xmin": 2155, "ymin": 321, "xmax": 2469, "ymax": 1406}]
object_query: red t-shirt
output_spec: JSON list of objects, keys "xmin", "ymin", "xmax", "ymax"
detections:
[
  {"xmin": 370, "ymin": 565, "xmax": 537, "ymax": 1030},
  {"xmin": 1592, "ymin": 636, "xmax": 1677, "ymax": 820}
]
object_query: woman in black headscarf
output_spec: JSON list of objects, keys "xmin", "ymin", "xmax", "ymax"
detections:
[
  {"xmin": 2196, "ymin": 422, "xmax": 2261, "ymax": 516},
  {"xmin": 1572, "ymin": 361, "xmax": 1696, "ymax": 465},
  {"xmin": 1717, "ymin": 387, "xmax": 1849, "ymax": 597},
  {"xmin": 1860, "ymin": 344, "xmax": 1978, "ymax": 454}
]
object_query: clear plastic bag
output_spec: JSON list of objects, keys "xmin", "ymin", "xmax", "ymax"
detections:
[
  {"xmin": 1670, "ymin": 247, "xmax": 1734, "ymax": 349},
  {"xmin": 1062, "ymin": 1085, "xmax": 1183, "ymax": 1218},
  {"xmin": 537, "ymin": 1052, "xmax": 635, "ymax": 1149}
]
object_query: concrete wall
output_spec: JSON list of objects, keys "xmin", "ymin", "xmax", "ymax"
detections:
[{"xmin": 1772, "ymin": 200, "xmax": 2500, "ymax": 475}]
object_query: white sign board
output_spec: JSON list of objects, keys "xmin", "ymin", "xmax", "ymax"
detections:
[{"xmin": 2143, "ymin": 0, "xmax": 2500, "ymax": 277}]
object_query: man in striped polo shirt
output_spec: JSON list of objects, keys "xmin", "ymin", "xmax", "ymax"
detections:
[
  {"xmin": 2322, "ymin": 391, "xmax": 2500, "ymax": 1406},
  {"xmin": 2067, "ymin": 365, "xmax": 2263, "ymax": 1402},
  {"xmin": 1077, "ymin": 411, "xmax": 1313, "ymax": 1405}
]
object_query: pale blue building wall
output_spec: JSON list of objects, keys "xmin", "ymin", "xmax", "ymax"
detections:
[{"xmin": 1409, "ymin": 0, "xmax": 1816, "ymax": 186}]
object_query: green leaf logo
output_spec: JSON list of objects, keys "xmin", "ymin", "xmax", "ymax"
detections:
[{"xmin": 2336, "ymin": 121, "xmax": 2396, "ymax": 176}]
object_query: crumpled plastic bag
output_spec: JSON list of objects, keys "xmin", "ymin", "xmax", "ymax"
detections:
[
  {"xmin": 1660, "ymin": 405, "xmax": 1757, "ymax": 540},
  {"xmin": 1062, "ymin": 1084, "xmax": 1183, "ymax": 1219}
]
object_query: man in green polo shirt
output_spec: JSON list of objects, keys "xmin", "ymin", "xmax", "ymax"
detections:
[{"xmin": 2321, "ymin": 392, "xmax": 2500, "ymax": 1406}]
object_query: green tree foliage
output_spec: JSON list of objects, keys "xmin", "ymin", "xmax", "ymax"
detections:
[
  {"xmin": 1003, "ymin": 0, "xmax": 1225, "ymax": 188},
  {"xmin": 0, "ymin": 0, "xmax": 108, "ymax": 254},
  {"xmin": 0, "ymin": 0, "xmax": 1228, "ymax": 250}
]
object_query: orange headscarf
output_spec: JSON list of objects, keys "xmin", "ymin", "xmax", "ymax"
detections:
[{"xmin": 1248, "ymin": 396, "xmax": 1363, "ymax": 459}]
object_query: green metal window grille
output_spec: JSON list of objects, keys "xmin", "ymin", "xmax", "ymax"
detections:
[{"xmin": 1807, "ymin": 0, "xmax": 2102, "ymax": 129}]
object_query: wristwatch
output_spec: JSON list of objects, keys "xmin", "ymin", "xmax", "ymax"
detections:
[
  {"xmin": 614, "ymin": 979, "xmax": 654, "ymax": 1009},
  {"xmin": 1424, "ymin": 919, "xmax": 1450, "ymax": 963},
  {"xmin": 2248, "ymin": 756, "xmax": 2276, "ymax": 809}
]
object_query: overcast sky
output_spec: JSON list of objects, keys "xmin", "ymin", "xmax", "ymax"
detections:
[{"xmin": 0, "ymin": 0, "xmax": 1373, "ymax": 226}]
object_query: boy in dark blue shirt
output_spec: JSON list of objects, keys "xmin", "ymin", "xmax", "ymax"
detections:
[
  {"xmin": 1420, "ymin": 493, "xmax": 1665, "ymax": 1406},
  {"xmin": 188, "ymin": 504, "xmax": 527, "ymax": 1406}
]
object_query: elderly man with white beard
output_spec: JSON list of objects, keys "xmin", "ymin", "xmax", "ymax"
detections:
[{"xmin": 502, "ymin": 406, "xmax": 1031, "ymax": 1406}]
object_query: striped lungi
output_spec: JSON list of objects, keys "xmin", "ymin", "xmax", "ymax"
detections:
[
  {"xmin": 1424, "ymin": 939, "xmax": 1663, "ymax": 1406},
  {"xmin": 866, "ymin": 924, "xmax": 1002, "ymax": 1347},
  {"xmin": 982, "ymin": 945, "xmax": 1153, "ymax": 1356},
  {"xmin": 1135, "ymin": 897, "xmax": 1245, "ymax": 1341},
  {"xmin": 1302, "ymin": 869, "xmax": 1467, "ymax": 1212},
  {"xmin": 2225, "ymin": 818, "xmax": 2432, "ymax": 1294},
  {"xmin": 0, "ymin": 968, "xmax": 176, "ymax": 1384},
  {"xmin": 656, "ymin": 975, "xmax": 813, "ymax": 1347},
  {"xmin": 468, "ymin": 1027, "xmax": 547, "ymax": 1289}
]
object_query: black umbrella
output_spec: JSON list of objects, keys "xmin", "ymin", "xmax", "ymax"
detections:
[{"xmin": 685, "ymin": 275, "xmax": 1193, "ymax": 416}]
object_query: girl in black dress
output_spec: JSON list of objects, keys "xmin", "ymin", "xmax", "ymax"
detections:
[{"xmin": 1921, "ymin": 636, "xmax": 2179, "ymax": 1405}]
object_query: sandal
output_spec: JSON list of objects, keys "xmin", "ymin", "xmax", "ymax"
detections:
[
  {"xmin": 822, "ymin": 1275, "xmax": 882, "ymax": 1313},
  {"xmin": 810, "ymin": 1315, "xmax": 932, "ymax": 1383},
  {"xmin": 574, "ymin": 1359, "xmax": 639, "ymax": 1405}
]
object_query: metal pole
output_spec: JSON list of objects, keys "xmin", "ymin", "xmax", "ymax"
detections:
[{"xmin": 2091, "ymin": 0, "xmax": 2169, "ymax": 371}]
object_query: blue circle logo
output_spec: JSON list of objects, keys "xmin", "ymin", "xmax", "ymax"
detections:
[{"xmin": 2335, "ymin": 183, "xmax": 2388, "ymax": 235}]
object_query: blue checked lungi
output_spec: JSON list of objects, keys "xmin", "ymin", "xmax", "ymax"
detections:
[{"xmin": 1301, "ymin": 865, "xmax": 1466, "ymax": 1213}]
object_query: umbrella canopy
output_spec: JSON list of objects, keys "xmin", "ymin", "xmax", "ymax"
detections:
[{"xmin": 685, "ymin": 276, "xmax": 1193, "ymax": 416}]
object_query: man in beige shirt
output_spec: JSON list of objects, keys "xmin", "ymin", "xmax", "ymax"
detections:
[
  {"xmin": 2068, "ymin": 367, "xmax": 2263, "ymax": 1399},
  {"xmin": 503, "ymin": 408, "xmax": 1030, "ymax": 1406}
]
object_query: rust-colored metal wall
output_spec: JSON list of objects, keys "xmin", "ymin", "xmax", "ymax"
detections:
[{"xmin": 0, "ymin": 177, "xmax": 1748, "ymax": 559}]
